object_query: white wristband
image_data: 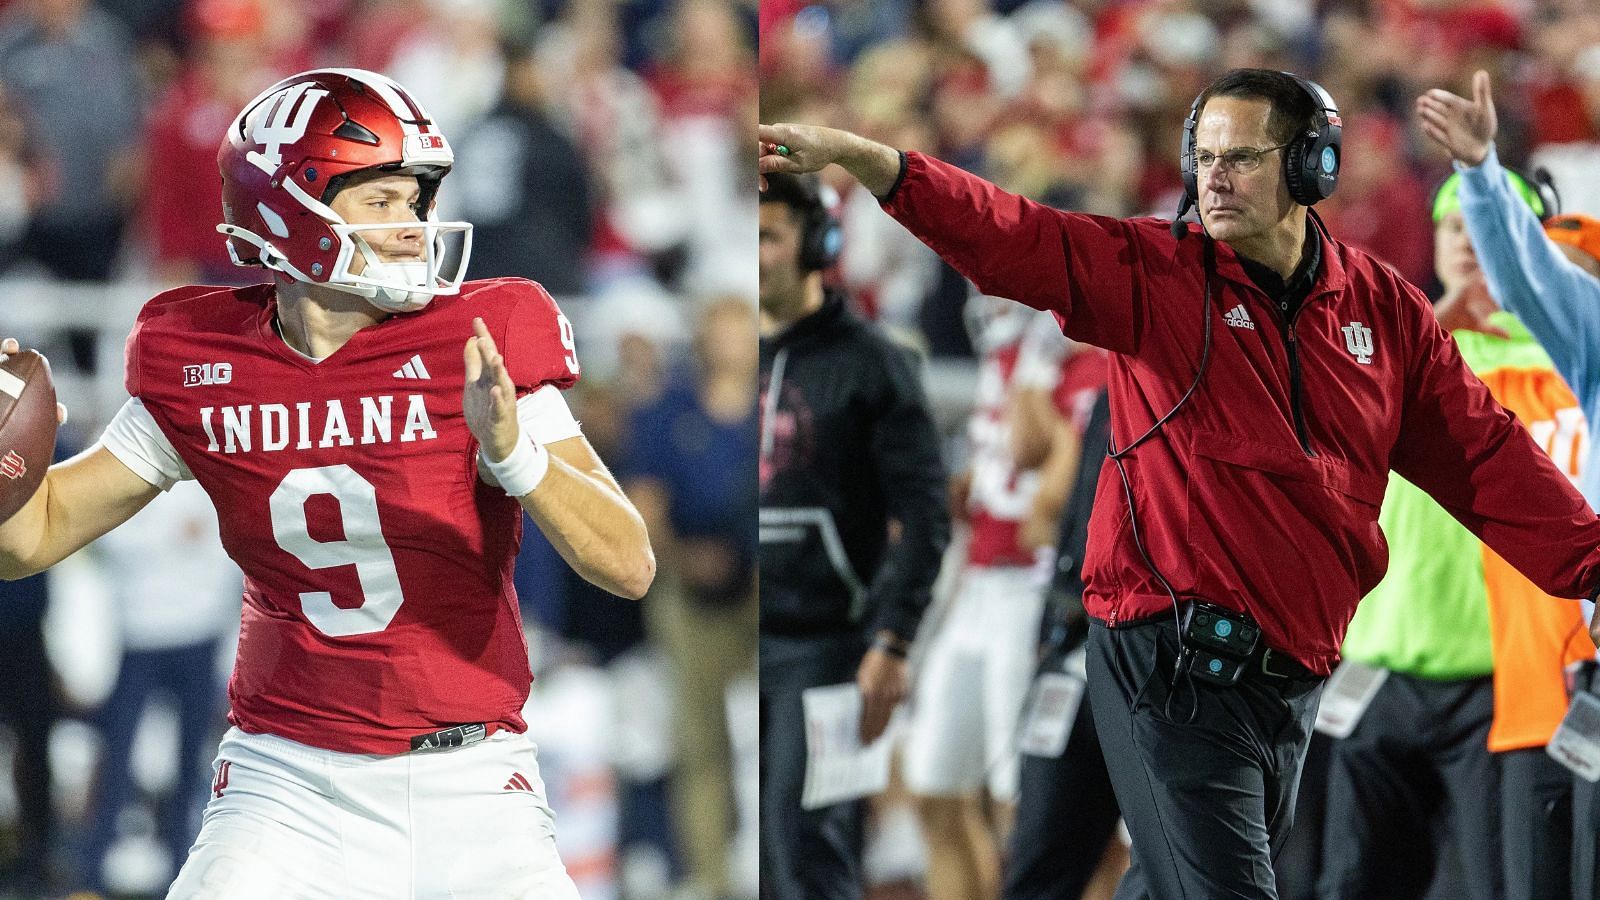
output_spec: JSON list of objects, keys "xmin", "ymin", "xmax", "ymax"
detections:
[{"xmin": 481, "ymin": 434, "xmax": 549, "ymax": 497}]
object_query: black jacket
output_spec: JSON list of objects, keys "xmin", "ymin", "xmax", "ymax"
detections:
[{"xmin": 759, "ymin": 292, "xmax": 949, "ymax": 642}]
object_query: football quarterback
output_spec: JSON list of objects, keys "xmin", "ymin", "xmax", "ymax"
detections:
[{"xmin": 0, "ymin": 68, "xmax": 653, "ymax": 899}]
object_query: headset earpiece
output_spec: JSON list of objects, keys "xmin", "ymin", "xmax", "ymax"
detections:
[
  {"xmin": 1283, "ymin": 136, "xmax": 1317, "ymax": 206},
  {"xmin": 800, "ymin": 205, "xmax": 841, "ymax": 272},
  {"xmin": 796, "ymin": 180, "xmax": 842, "ymax": 272},
  {"xmin": 1282, "ymin": 73, "xmax": 1340, "ymax": 207},
  {"xmin": 1181, "ymin": 98, "xmax": 1202, "ymax": 206}
]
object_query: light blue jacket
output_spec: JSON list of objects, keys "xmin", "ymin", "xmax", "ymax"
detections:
[{"xmin": 1457, "ymin": 145, "xmax": 1600, "ymax": 511}]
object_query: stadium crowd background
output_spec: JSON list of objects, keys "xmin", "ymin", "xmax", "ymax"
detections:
[
  {"xmin": 760, "ymin": 0, "xmax": 1600, "ymax": 360},
  {"xmin": 761, "ymin": 0, "xmax": 1600, "ymax": 898},
  {"xmin": 0, "ymin": 0, "xmax": 757, "ymax": 898}
]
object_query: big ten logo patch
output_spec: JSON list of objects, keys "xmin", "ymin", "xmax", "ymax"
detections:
[{"xmin": 184, "ymin": 363, "xmax": 234, "ymax": 387}]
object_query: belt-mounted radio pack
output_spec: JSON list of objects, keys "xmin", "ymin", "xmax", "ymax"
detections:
[{"xmin": 1178, "ymin": 601, "xmax": 1261, "ymax": 687}]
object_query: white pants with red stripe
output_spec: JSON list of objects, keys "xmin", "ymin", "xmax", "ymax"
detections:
[
  {"xmin": 902, "ymin": 564, "xmax": 1046, "ymax": 803},
  {"xmin": 166, "ymin": 727, "xmax": 580, "ymax": 899}
]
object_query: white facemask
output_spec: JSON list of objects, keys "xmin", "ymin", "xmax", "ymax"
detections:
[{"xmin": 331, "ymin": 220, "xmax": 475, "ymax": 313}]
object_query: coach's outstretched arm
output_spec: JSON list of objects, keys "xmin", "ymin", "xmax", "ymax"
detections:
[
  {"xmin": 758, "ymin": 124, "xmax": 901, "ymax": 198},
  {"xmin": 464, "ymin": 319, "xmax": 655, "ymax": 600},
  {"xmin": 759, "ymin": 124, "xmax": 1146, "ymax": 354}
]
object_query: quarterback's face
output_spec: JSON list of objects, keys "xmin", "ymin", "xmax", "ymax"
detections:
[
  {"xmin": 759, "ymin": 202, "xmax": 807, "ymax": 314},
  {"xmin": 1193, "ymin": 97, "xmax": 1295, "ymax": 246},
  {"xmin": 330, "ymin": 174, "xmax": 426, "ymax": 274}
]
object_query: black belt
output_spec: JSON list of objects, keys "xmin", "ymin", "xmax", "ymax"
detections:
[
  {"xmin": 409, "ymin": 723, "xmax": 488, "ymax": 752},
  {"xmin": 1124, "ymin": 612, "xmax": 1322, "ymax": 685},
  {"xmin": 1252, "ymin": 646, "xmax": 1319, "ymax": 682}
]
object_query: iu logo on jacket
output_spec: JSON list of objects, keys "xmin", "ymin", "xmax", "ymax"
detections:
[{"xmin": 1342, "ymin": 321, "xmax": 1375, "ymax": 365}]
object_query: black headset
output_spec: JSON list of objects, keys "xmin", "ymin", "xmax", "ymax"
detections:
[
  {"xmin": 1179, "ymin": 72, "xmax": 1342, "ymax": 213},
  {"xmin": 774, "ymin": 173, "xmax": 851, "ymax": 272},
  {"xmin": 786, "ymin": 174, "xmax": 843, "ymax": 272}
]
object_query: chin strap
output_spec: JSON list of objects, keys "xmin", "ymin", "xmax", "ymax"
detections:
[
  {"xmin": 351, "ymin": 235, "xmax": 432, "ymax": 312},
  {"xmin": 218, "ymin": 218, "xmax": 471, "ymax": 314}
]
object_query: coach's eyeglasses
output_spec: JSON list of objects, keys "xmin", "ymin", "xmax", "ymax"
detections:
[{"xmin": 1193, "ymin": 144, "xmax": 1291, "ymax": 174}]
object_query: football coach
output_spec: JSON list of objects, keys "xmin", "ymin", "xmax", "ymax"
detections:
[{"xmin": 760, "ymin": 68, "xmax": 1600, "ymax": 899}]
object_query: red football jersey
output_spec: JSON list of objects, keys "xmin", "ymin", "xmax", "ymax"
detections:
[
  {"xmin": 124, "ymin": 278, "xmax": 579, "ymax": 754},
  {"xmin": 1051, "ymin": 347, "xmax": 1108, "ymax": 431},
  {"xmin": 966, "ymin": 340, "xmax": 1037, "ymax": 568}
]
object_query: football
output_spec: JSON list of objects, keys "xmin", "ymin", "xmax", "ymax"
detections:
[{"xmin": 0, "ymin": 350, "xmax": 56, "ymax": 522}]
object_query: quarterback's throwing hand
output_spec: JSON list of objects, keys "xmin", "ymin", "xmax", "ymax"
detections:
[
  {"xmin": 0, "ymin": 338, "xmax": 66, "ymax": 425},
  {"xmin": 463, "ymin": 318, "xmax": 519, "ymax": 462}
]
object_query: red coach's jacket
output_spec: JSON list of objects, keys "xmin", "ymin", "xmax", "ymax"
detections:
[{"xmin": 882, "ymin": 151, "xmax": 1600, "ymax": 675}]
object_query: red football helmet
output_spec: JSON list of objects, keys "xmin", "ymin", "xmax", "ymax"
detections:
[{"xmin": 216, "ymin": 68, "xmax": 473, "ymax": 312}]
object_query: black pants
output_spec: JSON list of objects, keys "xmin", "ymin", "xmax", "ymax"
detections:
[
  {"xmin": 1499, "ymin": 747, "xmax": 1571, "ymax": 900},
  {"xmin": 1272, "ymin": 732, "xmax": 1332, "ymax": 900},
  {"xmin": 1573, "ymin": 663, "xmax": 1600, "ymax": 900},
  {"xmin": 0, "ymin": 621, "xmax": 56, "ymax": 893},
  {"xmin": 758, "ymin": 631, "xmax": 866, "ymax": 900},
  {"xmin": 1003, "ymin": 648, "xmax": 1121, "ymax": 900},
  {"xmin": 1316, "ymin": 672, "xmax": 1501, "ymax": 900},
  {"xmin": 1086, "ymin": 618, "xmax": 1323, "ymax": 900}
]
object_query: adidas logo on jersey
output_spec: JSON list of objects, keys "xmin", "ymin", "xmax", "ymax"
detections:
[
  {"xmin": 393, "ymin": 355, "xmax": 431, "ymax": 380},
  {"xmin": 503, "ymin": 772, "xmax": 536, "ymax": 794},
  {"xmin": 1223, "ymin": 304, "xmax": 1256, "ymax": 330}
]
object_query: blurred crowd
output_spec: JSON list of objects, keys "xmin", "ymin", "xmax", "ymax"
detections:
[
  {"xmin": 0, "ymin": 0, "xmax": 756, "ymax": 296},
  {"xmin": 0, "ymin": 0, "xmax": 757, "ymax": 898},
  {"xmin": 759, "ymin": 0, "xmax": 1600, "ymax": 357}
]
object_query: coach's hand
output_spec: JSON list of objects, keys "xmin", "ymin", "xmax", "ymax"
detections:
[
  {"xmin": 857, "ymin": 636, "xmax": 908, "ymax": 744},
  {"xmin": 1590, "ymin": 597, "xmax": 1600, "ymax": 649},
  {"xmin": 759, "ymin": 123, "xmax": 901, "ymax": 198},
  {"xmin": 1417, "ymin": 69, "xmax": 1496, "ymax": 167}
]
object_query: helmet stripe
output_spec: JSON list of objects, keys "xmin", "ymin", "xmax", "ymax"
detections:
[{"xmin": 316, "ymin": 67, "xmax": 430, "ymax": 129}]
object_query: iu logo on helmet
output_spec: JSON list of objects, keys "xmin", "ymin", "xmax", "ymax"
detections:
[
  {"xmin": 0, "ymin": 450, "xmax": 24, "ymax": 480},
  {"xmin": 250, "ymin": 83, "xmax": 330, "ymax": 169}
]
